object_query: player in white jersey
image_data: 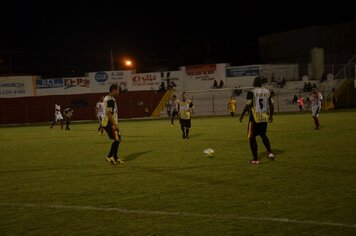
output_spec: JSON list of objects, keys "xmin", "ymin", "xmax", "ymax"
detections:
[
  {"xmin": 95, "ymin": 96, "xmax": 105, "ymax": 135},
  {"xmin": 170, "ymin": 95, "xmax": 179, "ymax": 126},
  {"xmin": 310, "ymin": 88, "xmax": 323, "ymax": 130},
  {"xmin": 50, "ymin": 104, "xmax": 64, "ymax": 129},
  {"xmin": 101, "ymin": 84, "xmax": 123, "ymax": 165},
  {"xmin": 240, "ymin": 77, "xmax": 274, "ymax": 164}
]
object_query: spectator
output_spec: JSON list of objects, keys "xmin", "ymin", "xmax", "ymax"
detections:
[
  {"xmin": 270, "ymin": 73, "xmax": 275, "ymax": 82},
  {"xmin": 292, "ymin": 94, "xmax": 298, "ymax": 104},
  {"xmin": 320, "ymin": 72, "xmax": 327, "ymax": 83},
  {"xmin": 144, "ymin": 107, "xmax": 149, "ymax": 117},
  {"xmin": 297, "ymin": 95, "xmax": 304, "ymax": 112},
  {"xmin": 118, "ymin": 84, "xmax": 123, "ymax": 94},
  {"xmin": 233, "ymin": 86, "xmax": 242, "ymax": 96},
  {"xmin": 158, "ymin": 82, "xmax": 166, "ymax": 92},
  {"xmin": 168, "ymin": 80, "xmax": 176, "ymax": 89},
  {"xmin": 213, "ymin": 80, "xmax": 218, "ymax": 89},
  {"xmin": 219, "ymin": 80, "xmax": 224, "ymax": 88},
  {"xmin": 312, "ymin": 83, "xmax": 317, "ymax": 89}
]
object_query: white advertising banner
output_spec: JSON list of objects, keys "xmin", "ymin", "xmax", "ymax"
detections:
[
  {"xmin": 36, "ymin": 77, "xmax": 91, "ymax": 96},
  {"xmin": 0, "ymin": 76, "xmax": 36, "ymax": 98},
  {"xmin": 130, "ymin": 72, "xmax": 161, "ymax": 91},
  {"xmin": 181, "ymin": 63, "xmax": 227, "ymax": 90},
  {"xmin": 88, "ymin": 70, "xmax": 132, "ymax": 93}
]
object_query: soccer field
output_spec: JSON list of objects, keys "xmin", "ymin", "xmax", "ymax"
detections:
[{"xmin": 1, "ymin": 112, "xmax": 356, "ymax": 235}]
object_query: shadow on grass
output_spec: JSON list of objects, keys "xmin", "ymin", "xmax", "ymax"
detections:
[{"xmin": 123, "ymin": 151, "xmax": 152, "ymax": 162}]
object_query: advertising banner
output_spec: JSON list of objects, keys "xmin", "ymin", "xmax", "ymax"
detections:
[{"xmin": 0, "ymin": 76, "xmax": 36, "ymax": 98}]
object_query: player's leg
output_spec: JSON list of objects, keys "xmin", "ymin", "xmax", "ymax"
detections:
[
  {"xmin": 104, "ymin": 123, "xmax": 118, "ymax": 164},
  {"xmin": 171, "ymin": 111, "xmax": 174, "ymax": 125},
  {"xmin": 311, "ymin": 106, "xmax": 320, "ymax": 129},
  {"xmin": 180, "ymin": 119, "xmax": 186, "ymax": 139},
  {"xmin": 65, "ymin": 117, "xmax": 70, "ymax": 130},
  {"xmin": 50, "ymin": 120, "xmax": 56, "ymax": 128},
  {"xmin": 185, "ymin": 119, "xmax": 191, "ymax": 139},
  {"xmin": 247, "ymin": 121, "xmax": 259, "ymax": 164},
  {"xmin": 112, "ymin": 129, "xmax": 123, "ymax": 163}
]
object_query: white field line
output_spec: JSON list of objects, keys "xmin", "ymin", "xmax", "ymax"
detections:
[{"xmin": 0, "ymin": 202, "xmax": 355, "ymax": 229}]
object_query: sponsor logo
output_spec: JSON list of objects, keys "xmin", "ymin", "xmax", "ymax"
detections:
[
  {"xmin": 95, "ymin": 72, "xmax": 109, "ymax": 83},
  {"xmin": 64, "ymin": 78, "xmax": 90, "ymax": 89}
]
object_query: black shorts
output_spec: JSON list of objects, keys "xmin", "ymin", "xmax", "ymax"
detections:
[
  {"xmin": 180, "ymin": 119, "xmax": 191, "ymax": 128},
  {"xmin": 171, "ymin": 110, "xmax": 178, "ymax": 117},
  {"xmin": 248, "ymin": 121, "xmax": 267, "ymax": 138},
  {"xmin": 105, "ymin": 122, "xmax": 121, "ymax": 141}
]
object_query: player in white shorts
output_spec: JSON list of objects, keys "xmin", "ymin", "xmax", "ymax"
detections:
[
  {"xmin": 96, "ymin": 96, "xmax": 105, "ymax": 135},
  {"xmin": 50, "ymin": 104, "xmax": 63, "ymax": 129},
  {"xmin": 310, "ymin": 88, "xmax": 323, "ymax": 130}
]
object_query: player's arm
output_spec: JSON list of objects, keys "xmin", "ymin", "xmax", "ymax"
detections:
[
  {"xmin": 239, "ymin": 92, "xmax": 253, "ymax": 122},
  {"xmin": 269, "ymin": 96, "xmax": 274, "ymax": 123}
]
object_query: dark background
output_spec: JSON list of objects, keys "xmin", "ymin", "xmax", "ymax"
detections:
[{"xmin": 1, "ymin": 1, "xmax": 355, "ymax": 77}]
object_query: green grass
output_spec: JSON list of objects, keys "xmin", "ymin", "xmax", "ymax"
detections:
[{"xmin": 0, "ymin": 112, "xmax": 356, "ymax": 235}]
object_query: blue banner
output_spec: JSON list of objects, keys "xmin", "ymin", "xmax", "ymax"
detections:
[
  {"xmin": 226, "ymin": 66, "xmax": 259, "ymax": 77},
  {"xmin": 36, "ymin": 78, "xmax": 63, "ymax": 89}
]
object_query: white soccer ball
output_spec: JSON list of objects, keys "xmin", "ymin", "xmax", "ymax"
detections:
[{"xmin": 203, "ymin": 148, "xmax": 215, "ymax": 157}]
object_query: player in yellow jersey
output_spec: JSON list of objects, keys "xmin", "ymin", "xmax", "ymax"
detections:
[
  {"xmin": 227, "ymin": 96, "xmax": 237, "ymax": 116},
  {"xmin": 240, "ymin": 77, "xmax": 274, "ymax": 164},
  {"xmin": 178, "ymin": 92, "xmax": 193, "ymax": 139}
]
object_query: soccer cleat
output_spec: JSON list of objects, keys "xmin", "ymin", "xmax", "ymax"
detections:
[
  {"xmin": 186, "ymin": 136, "xmax": 189, "ymax": 139},
  {"xmin": 105, "ymin": 156, "xmax": 117, "ymax": 165},
  {"xmin": 267, "ymin": 152, "xmax": 274, "ymax": 160},
  {"xmin": 115, "ymin": 158, "xmax": 124, "ymax": 164},
  {"xmin": 249, "ymin": 160, "xmax": 260, "ymax": 164}
]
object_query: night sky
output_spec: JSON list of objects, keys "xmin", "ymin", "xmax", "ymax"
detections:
[{"xmin": 1, "ymin": 2, "xmax": 355, "ymax": 77}]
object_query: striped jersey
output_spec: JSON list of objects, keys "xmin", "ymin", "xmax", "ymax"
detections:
[{"xmin": 246, "ymin": 87, "xmax": 273, "ymax": 123}]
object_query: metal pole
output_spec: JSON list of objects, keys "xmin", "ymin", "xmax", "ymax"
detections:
[
  {"xmin": 212, "ymin": 95, "xmax": 215, "ymax": 115},
  {"xmin": 110, "ymin": 50, "xmax": 115, "ymax": 71}
]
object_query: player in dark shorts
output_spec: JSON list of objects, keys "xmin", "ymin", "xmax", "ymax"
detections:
[
  {"xmin": 240, "ymin": 77, "xmax": 274, "ymax": 164},
  {"xmin": 102, "ymin": 84, "xmax": 123, "ymax": 165},
  {"xmin": 179, "ymin": 92, "xmax": 193, "ymax": 139}
]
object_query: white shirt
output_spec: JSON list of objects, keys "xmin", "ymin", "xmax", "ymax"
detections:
[{"xmin": 96, "ymin": 102, "xmax": 104, "ymax": 117}]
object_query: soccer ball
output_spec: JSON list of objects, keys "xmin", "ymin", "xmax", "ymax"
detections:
[{"xmin": 203, "ymin": 148, "xmax": 215, "ymax": 157}]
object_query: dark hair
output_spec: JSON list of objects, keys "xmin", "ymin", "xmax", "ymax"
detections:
[
  {"xmin": 253, "ymin": 77, "xmax": 263, "ymax": 87},
  {"xmin": 109, "ymin": 84, "xmax": 118, "ymax": 92}
]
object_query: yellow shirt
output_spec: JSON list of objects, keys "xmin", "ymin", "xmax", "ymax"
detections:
[
  {"xmin": 228, "ymin": 99, "xmax": 237, "ymax": 112},
  {"xmin": 179, "ymin": 100, "xmax": 192, "ymax": 120}
]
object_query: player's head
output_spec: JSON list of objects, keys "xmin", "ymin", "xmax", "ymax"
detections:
[
  {"xmin": 182, "ymin": 92, "xmax": 187, "ymax": 101},
  {"xmin": 231, "ymin": 96, "xmax": 234, "ymax": 100},
  {"xmin": 172, "ymin": 95, "xmax": 176, "ymax": 100},
  {"xmin": 109, "ymin": 84, "xmax": 118, "ymax": 96},
  {"xmin": 253, "ymin": 77, "xmax": 263, "ymax": 87},
  {"xmin": 312, "ymin": 88, "xmax": 318, "ymax": 94},
  {"xmin": 100, "ymin": 96, "xmax": 104, "ymax": 102}
]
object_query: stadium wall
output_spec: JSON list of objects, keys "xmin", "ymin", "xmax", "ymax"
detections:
[{"xmin": 0, "ymin": 91, "xmax": 166, "ymax": 124}]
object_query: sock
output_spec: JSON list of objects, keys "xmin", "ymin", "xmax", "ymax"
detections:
[
  {"xmin": 113, "ymin": 141, "xmax": 120, "ymax": 159},
  {"xmin": 181, "ymin": 126, "xmax": 185, "ymax": 137},
  {"xmin": 66, "ymin": 119, "xmax": 70, "ymax": 129},
  {"xmin": 315, "ymin": 117, "xmax": 320, "ymax": 127},
  {"xmin": 261, "ymin": 134, "xmax": 272, "ymax": 153},
  {"xmin": 171, "ymin": 117, "xmax": 174, "ymax": 125},
  {"xmin": 313, "ymin": 117, "xmax": 318, "ymax": 127},
  {"xmin": 249, "ymin": 138, "xmax": 258, "ymax": 160},
  {"xmin": 60, "ymin": 120, "xmax": 64, "ymax": 129},
  {"xmin": 185, "ymin": 128, "xmax": 190, "ymax": 137},
  {"xmin": 50, "ymin": 121, "xmax": 56, "ymax": 128},
  {"xmin": 108, "ymin": 141, "xmax": 116, "ymax": 157}
]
